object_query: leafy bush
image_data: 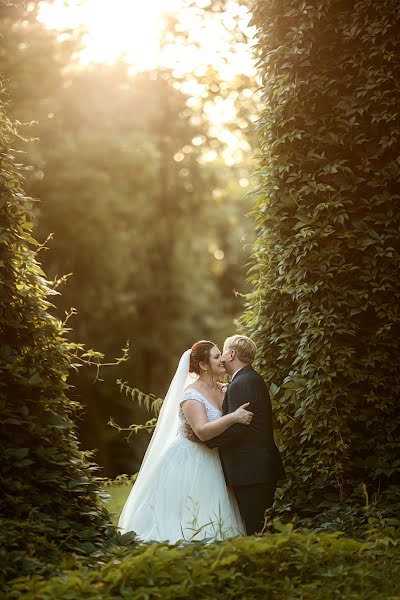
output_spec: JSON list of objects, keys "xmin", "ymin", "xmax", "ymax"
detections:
[
  {"xmin": 243, "ymin": 0, "xmax": 400, "ymax": 521},
  {"xmin": 0, "ymin": 84, "xmax": 114, "ymax": 587},
  {"xmin": 7, "ymin": 526, "xmax": 400, "ymax": 600}
]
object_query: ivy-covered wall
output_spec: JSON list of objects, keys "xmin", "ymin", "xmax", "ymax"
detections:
[
  {"xmin": 0, "ymin": 87, "xmax": 111, "ymax": 585},
  {"xmin": 244, "ymin": 0, "xmax": 400, "ymax": 523}
]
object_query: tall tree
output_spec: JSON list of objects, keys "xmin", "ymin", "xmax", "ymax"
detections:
[{"xmin": 243, "ymin": 0, "xmax": 400, "ymax": 527}]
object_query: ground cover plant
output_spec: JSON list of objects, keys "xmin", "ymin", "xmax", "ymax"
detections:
[{"xmin": 7, "ymin": 523, "xmax": 400, "ymax": 600}]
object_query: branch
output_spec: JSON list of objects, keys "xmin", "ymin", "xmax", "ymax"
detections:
[
  {"xmin": 116, "ymin": 379, "xmax": 163, "ymax": 415},
  {"xmin": 108, "ymin": 416, "xmax": 158, "ymax": 440}
]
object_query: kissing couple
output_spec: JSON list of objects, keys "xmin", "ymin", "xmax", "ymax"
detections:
[{"xmin": 118, "ymin": 335, "xmax": 285, "ymax": 541}]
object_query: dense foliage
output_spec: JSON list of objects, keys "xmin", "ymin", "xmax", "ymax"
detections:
[
  {"xmin": 0, "ymin": 86, "xmax": 115, "ymax": 587},
  {"xmin": 243, "ymin": 0, "xmax": 400, "ymax": 525},
  {"xmin": 0, "ymin": 1, "xmax": 256, "ymax": 476},
  {"xmin": 7, "ymin": 524, "xmax": 400, "ymax": 600}
]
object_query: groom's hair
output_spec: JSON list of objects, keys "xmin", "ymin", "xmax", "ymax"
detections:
[{"xmin": 225, "ymin": 335, "xmax": 257, "ymax": 364}]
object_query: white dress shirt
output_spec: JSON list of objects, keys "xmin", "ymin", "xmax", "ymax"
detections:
[{"xmin": 231, "ymin": 366, "xmax": 245, "ymax": 381}]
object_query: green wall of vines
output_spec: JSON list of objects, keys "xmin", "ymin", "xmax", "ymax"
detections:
[
  {"xmin": 243, "ymin": 0, "xmax": 400, "ymax": 523},
  {"xmin": 0, "ymin": 90, "xmax": 111, "ymax": 584}
]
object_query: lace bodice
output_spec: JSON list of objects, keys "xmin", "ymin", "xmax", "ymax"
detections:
[{"xmin": 178, "ymin": 388, "xmax": 222, "ymax": 437}]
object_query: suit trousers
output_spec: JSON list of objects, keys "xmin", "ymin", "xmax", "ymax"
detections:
[{"xmin": 233, "ymin": 482, "xmax": 277, "ymax": 535}]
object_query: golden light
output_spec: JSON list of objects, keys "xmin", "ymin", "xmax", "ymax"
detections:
[
  {"xmin": 38, "ymin": 0, "xmax": 177, "ymax": 69},
  {"xmin": 38, "ymin": 0, "xmax": 256, "ymax": 76},
  {"xmin": 37, "ymin": 0, "xmax": 257, "ymax": 163}
]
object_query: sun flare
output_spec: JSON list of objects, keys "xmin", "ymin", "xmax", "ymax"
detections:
[
  {"xmin": 39, "ymin": 0, "xmax": 176, "ymax": 69},
  {"xmin": 38, "ymin": 0, "xmax": 256, "ymax": 162},
  {"xmin": 38, "ymin": 0, "xmax": 255, "ymax": 76}
]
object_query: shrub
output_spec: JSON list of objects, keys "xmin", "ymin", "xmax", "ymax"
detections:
[{"xmin": 7, "ymin": 527, "xmax": 400, "ymax": 599}]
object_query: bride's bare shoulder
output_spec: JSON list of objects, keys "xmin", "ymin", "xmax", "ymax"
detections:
[{"xmin": 184, "ymin": 384, "xmax": 201, "ymax": 393}]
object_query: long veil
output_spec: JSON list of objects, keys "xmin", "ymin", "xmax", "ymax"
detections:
[{"xmin": 118, "ymin": 349, "xmax": 196, "ymax": 531}]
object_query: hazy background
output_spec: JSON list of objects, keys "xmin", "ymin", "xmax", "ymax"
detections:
[{"xmin": 1, "ymin": 0, "xmax": 258, "ymax": 476}]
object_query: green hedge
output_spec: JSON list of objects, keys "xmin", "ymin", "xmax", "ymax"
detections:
[
  {"xmin": 0, "ymin": 80, "xmax": 113, "ymax": 587},
  {"xmin": 7, "ymin": 527, "xmax": 400, "ymax": 600},
  {"xmin": 243, "ymin": 0, "xmax": 400, "ymax": 521}
]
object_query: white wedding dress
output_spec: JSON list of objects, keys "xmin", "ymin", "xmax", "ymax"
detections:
[{"xmin": 118, "ymin": 386, "xmax": 244, "ymax": 542}]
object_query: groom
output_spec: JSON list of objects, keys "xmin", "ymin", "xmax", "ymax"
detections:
[{"xmin": 206, "ymin": 335, "xmax": 285, "ymax": 535}]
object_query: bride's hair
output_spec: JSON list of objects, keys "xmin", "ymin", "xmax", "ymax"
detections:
[{"xmin": 189, "ymin": 340, "xmax": 215, "ymax": 374}]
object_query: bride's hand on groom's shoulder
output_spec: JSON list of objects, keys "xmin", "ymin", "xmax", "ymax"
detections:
[{"xmin": 184, "ymin": 423, "xmax": 202, "ymax": 443}]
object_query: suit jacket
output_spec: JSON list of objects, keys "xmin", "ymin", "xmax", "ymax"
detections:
[{"xmin": 206, "ymin": 365, "xmax": 285, "ymax": 486}]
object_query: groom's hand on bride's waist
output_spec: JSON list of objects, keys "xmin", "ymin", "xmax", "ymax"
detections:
[{"xmin": 184, "ymin": 424, "xmax": 202, "ymax": 443}]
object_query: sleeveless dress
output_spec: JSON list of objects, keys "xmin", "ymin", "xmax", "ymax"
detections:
[{"xmin": 118, "ymin": 388, "xmax": 244, "ymax": 542}]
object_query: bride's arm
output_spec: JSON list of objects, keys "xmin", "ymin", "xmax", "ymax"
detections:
[{"xmin": 181, "ymin": 400, "xmax": 252, "ymax": 442}]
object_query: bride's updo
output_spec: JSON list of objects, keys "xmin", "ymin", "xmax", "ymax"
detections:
[{"xmin": 189, "ymin": 340, "xmax": 215, "ymax": 375}]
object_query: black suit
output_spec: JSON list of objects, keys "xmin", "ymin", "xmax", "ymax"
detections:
[{"xmin": 206, "ymin": 365, "xmax": 285, "ymax": 534}]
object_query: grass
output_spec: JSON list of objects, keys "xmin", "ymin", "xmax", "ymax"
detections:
[{"xmin": 101, "ymin": 482, "xmax": 132, "ymax": 526}]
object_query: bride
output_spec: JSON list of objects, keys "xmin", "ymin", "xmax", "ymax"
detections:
[{"xmin": 118, "ymin": 340, "xmax": 253, "ymax": 542}]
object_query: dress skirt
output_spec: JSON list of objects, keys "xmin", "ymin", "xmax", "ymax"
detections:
[{"xmin": 118, "ymin": 435, "xmax": 244, "ymax": 543}]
